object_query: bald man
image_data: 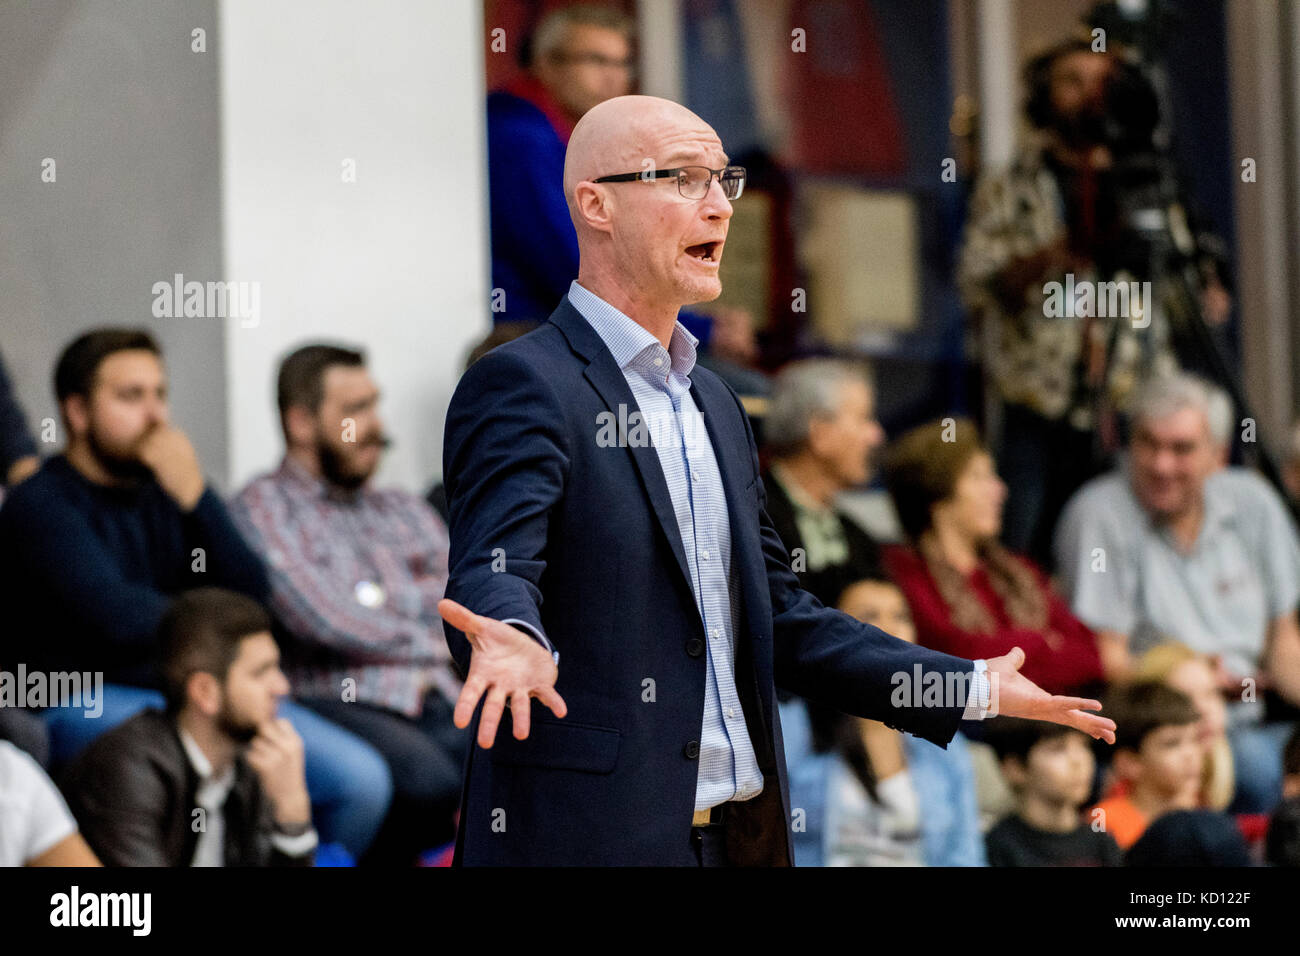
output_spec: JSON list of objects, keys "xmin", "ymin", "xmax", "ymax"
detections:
[{"xmin": 439, "ymin": 95, "xmax": 1114, "ymax": 866}]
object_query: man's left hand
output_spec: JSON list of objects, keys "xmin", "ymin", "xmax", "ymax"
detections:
[{"xmin": 986, "ymin": 647, "xmax": 1116, "ymax": 744}]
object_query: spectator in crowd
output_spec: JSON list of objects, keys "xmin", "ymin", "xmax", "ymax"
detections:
[
  {"xmin": 0, "ymin": 348, "xmax": 40, "ymax": 488},
  {"xmin": 958, "ymin": 37, "xmax": 1232, "ymax": 568},
  {"xmin": 984, "ymin": 717, "xmax": 1121, "ymax": 867},
  {"xmin": 0, "ymin": 328, "xmax": 391, "ymax": 858},
  {"xmin": 1090, "ymin": 681, "xmax": 1202, "ymax": 851},
  {"xmin": 879, "ymin": 418, "xmax": 1113, "ymax": 696},
  {"xmin": 761, "ymin": 359, "xmax": 885, "ymax": 608},
  {"xmin": 1132, "ymin": 643, "xmax": 1234, "ymax": 811},
  {"xmin": 62, "ymin": 589, "xmax": 317, "ymax": 867},
  {"xmin": 1125, "ymin": 809, "xmax": 1251, "ymax": 867},
  {"xmin": 1265, "ymin": 726, "xmax": 1300, "ymax": 866},
  {"xmin": 233, "ymin": 344, "xmax": 467, "ymax": 864},
  {"xmin": 1055, "ymin": 372, "xmax": 1300, "ymax": 813},
  {"xmin": 487, "ymin": 4, "xmax": 634, "ymax": 330},
  {"xmin": 803, "ymin": 576, "xmax": 985, "ymax": 866},
  {"xmin": 0, "ymin": 739, "xmax": 100, "ymax": 867}
]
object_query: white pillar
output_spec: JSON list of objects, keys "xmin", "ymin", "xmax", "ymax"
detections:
[
  {"xmin": 1227, "ymin": 0, "xmax": 1292, "ymax": 445},
  {"xmin": 217, "ymin": 0, "xmax": 489, "ymax": 494},
  {"xmin": 638, "ymin": 0, "xmax": 683, "ymax": 103}
]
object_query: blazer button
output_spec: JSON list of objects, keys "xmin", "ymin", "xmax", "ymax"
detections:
[
  {"xmin": 685, "ymin": 638, "xmax": 704, "ymax": 657},
  {"xmin": 683, "ymin": 740, "xmax": 700, "ymax": 760}
]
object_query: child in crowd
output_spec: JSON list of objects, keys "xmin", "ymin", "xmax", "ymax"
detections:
[
  {"xmin": 1129, "ymin": 643, "xmax": 1234, "ymax": 809},
  {"xmin": 790, "ymin": 576, "xmax": 985, "ymax": 866},
  {"xmin": 1090, "ymin": 682, "xmax": 1202, "ymax": 850},
  {"xmin": 984, "ymin": 718, "xmax": 1121, "ymax": 866}
]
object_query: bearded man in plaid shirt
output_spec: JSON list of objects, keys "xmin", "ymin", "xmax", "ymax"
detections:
[{"xmin": 233, "ymin": 343, "xmax": 466, "ymax": 865}]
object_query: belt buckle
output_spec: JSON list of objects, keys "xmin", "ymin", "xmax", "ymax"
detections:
[{"xmin": 693, "ymin": 803, "xmax": 726, "ymax": 827}]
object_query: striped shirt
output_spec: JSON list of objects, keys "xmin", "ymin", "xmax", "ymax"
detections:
[
  {"xmin": 232, "ymin": 457, "xmax": 461, "ymax": 717},
  {"xmin": 567, "ymin": 280, "xmax": 765, "ymax": 812}
]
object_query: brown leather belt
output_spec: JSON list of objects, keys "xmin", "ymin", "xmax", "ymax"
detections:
[{"xmin": 692, "ymin": 804, "xmax": 727, "ymax": 827}]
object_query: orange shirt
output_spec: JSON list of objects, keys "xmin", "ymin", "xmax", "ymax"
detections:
[{"xmin": 1090, "ymin": 796, "xmax": 1148, "ymax": 850}]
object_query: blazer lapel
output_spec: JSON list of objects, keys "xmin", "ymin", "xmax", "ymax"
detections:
[{"xmin": 549, "ymin": 301, "xmax": 695, "ymax": 599}]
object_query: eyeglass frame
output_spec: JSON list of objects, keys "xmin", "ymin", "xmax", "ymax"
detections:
[
  {"xmin": 591, "ymin": 165, "xmax": 747, "ymax": 201},
  {"xmin": 549, "ymin": 50, "xmax": 636, "ymax": 74}
]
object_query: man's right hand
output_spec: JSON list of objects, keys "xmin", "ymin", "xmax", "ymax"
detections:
[
  {"xmin": 136, "ymin": 424, "xmax": 205, "ymax": 511},
  {"xmin": 438, "ymin": 598, "xmax": 567, "ymax": 749}
]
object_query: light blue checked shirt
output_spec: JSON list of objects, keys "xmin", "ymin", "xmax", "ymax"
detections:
[{"xmin": 514, "ymin": 281, "xmax": 990, "ymax": 814}]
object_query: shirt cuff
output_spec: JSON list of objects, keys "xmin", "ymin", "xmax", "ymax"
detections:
[
  {"xmin": 501, "ymin": 618, "xmax": 560, "ymax": 666},
  {"xmin": 961, "ymin": 660, "xmax": 991, "ymax": 721},
  {"xmin": 270, "ymin": 827, "xmax": 319, "ymax": 858}
]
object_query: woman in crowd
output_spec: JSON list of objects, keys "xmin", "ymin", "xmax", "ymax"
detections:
[{"xmin": 879, "ymin": 418, "xmax": 1119, "ymax": 697}]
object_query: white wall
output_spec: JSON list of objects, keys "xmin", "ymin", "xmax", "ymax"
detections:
[{"xmin": 218, "ymin": 0, "xmax": 489, "ymax": 494}]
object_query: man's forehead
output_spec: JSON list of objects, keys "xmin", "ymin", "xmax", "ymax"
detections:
[
  {"xmin": 98, "ymin": 350, "xmax": 164, "ymax": 384},
  {"xmin": 322, "ymin": 364, "xmax": 375, "ymax": 394},
  {"xmin": 1139, "ymin": 408, "xmax": 1210, "ymax": 441},
  {"xmin": 616, "ymin": 123, "xmax": 726, "ymax": 167}
]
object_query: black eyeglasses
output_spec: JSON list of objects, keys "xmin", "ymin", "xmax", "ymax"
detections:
[{"xmin": 592, "ymin": 165, "xmax": 746, "ymax": 201}]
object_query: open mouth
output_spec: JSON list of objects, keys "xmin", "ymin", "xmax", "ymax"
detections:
[{"xmin": 685, "ymin": 240, "xmax": 722, "ymax": 263}]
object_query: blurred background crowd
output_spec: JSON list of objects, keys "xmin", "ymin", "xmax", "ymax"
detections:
[{"xmin": 3, "ymin": 0, "xmax": 1300, "ymax": 867}]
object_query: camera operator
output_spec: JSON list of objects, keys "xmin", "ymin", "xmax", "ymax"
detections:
[{"xmin": 958, "ymin": 35, "xmax": 1232, "ymax": 569}]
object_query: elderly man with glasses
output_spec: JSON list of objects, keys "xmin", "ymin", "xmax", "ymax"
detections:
[{"xmin": 439, "ymin": 94, "xmax": 1115, "ymax": 867}]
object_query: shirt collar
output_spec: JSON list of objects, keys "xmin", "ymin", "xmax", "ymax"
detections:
[
  {"xmin": 276, "ymin": 454, "xmax": 365, "ymax": 504},
  {"xmin": 177, "ymin": 725, "xmax": 236, "ymax": 801},
  {"xmin": 566, "ymin": 280, "xmax": 699, "ymax": 387}
]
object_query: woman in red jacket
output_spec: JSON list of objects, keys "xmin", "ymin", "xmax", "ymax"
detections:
[{"xmin": 879, "ymin": 418, "xmax": 1122, "ymax": 696}]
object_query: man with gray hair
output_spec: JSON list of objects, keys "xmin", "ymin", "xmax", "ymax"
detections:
[
  {"xmin": 1055, "ymin": 372, "xmax": 1300, "ymax": 812},
  {"xmin": 761, "ymin": 358, "xmax": 885, "ymax": 608}
]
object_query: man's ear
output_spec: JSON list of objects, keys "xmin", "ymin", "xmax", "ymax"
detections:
[
  {"xmin": 572, "ymin": 182, "xmax": 613, "ymax": 234},
  {"xmin": 284, "ymin": 405, "xmax": 317, "ymax": 449},
  {"xmin": 186, "ymin": 671, "xmax": 223, "ymax": 718},
  {"xmin": 62, "ymin": 395, "xmax": 89, "ymax": 439},
  {"xmin": 805, "ymin": 416, "xmax": 834, "ymax": 460}
]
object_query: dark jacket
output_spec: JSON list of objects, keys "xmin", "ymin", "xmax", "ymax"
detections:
[
  {"xmin": 442, "ymin": 298, "xmax": 974, "ymax": 866},
  {"xmin": 760, "ymin": 468, "xmax": 883, "ymax": 609},
  {"xmin": 61, "ymin": 710, "xmax": 311, "ymax": 867}
]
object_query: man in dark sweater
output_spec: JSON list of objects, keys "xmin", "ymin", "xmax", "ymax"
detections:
[
  {"xmin": 0, "ymin": 329, "xmax": 392, "ymax": 858},
  {"xmin": 0, "ymin": 331, "xmax": 267, "ymax": 686}
]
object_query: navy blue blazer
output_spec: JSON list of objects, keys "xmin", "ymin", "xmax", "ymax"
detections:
[{"xmin": 442, "ymin": 298, "xmax": 975, "ymax": 866}]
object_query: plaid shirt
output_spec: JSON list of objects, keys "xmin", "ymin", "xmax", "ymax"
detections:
[{"xmin": 232, "ymin": 456, "xmax": 460, "ymax": 717}]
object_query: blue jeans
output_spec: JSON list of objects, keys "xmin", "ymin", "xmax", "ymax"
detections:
[
  {"xmin": 41, "ymin": 683, "xmax": 392, "ymax": 857},
  {"xmin": 1227, "ymin": 721, "xmax": 1294, "ymax": 814}
]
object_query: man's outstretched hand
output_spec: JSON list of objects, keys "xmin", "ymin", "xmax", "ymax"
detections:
[
  {"xmin": 438, "ymin": 598, "xmax": 568, "ymax": 749},
  {"xmin": 987, "ymin": 647, "xmax": 1117, "ymax": 744}
]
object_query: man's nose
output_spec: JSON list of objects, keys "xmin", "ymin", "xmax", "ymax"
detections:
[{"xmin": 701, "ymin": 177, "xmax": 733, "ymax": 218}]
